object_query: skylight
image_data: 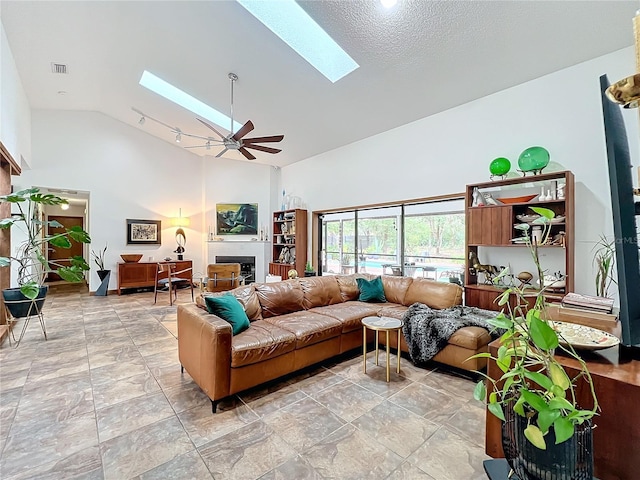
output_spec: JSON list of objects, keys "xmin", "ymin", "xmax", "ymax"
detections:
[
  {"xmin": 139, "ymin": 71, "xmax": 241, "ymax": 132},
  {"xmin": 236, "ymin": 0, "xmax": 359, "ymax": 83}
]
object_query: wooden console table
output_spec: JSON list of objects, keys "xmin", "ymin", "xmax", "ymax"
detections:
[
  {"xmin": 485, "ymin": 339, "xmax": 640, "ymax": 480},
  {"xmin": 117, "ymin": 260, "xmax": 192, "ymax": 294}
]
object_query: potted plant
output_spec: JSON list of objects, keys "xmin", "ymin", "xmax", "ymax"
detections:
[
  {"xmin": 0, "ymin": 188, "xmax": 91, "ymax": 317},
  {"xmin": 91, "ymin": 243, "xmax": 110, "ymax": 296},
  {"xmin": 471, "ymin": 207, "xmax": 598, "ymax": 479},
  {"xmin": 304, "ymin": 261, "xmax": 316, "ymax": 277},
  {"xmin": 592, "ymin": 235, "xmax": 616, "ymax": 298}
]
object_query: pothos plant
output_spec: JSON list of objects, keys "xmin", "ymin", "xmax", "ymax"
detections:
[
  {"xmin": 0, "ymin": 188, "xmax": 91, "ymax": 299},
  {"xmin": 470, "ymin": 206, "xmax": 598, "ymax": 450}
]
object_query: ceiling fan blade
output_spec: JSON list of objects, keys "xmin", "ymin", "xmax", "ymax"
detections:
[
  {"xmin": 215, "ymin": 147, "xmax": 229, "ymax": 158},
  {"xmin": 238, "ymin": 147, "xmax": 256, "ymax": 160},
  {"xmin": 242, "ymin": 135, "xmax": 284, "ymax": 144},
  {"xmin": 196, "ymin": 118, "xmax": 226, "ymax": 140},
  {"xmin": 243, "ymin": 144, "xmax": 282, "ymax": 154},
  {"xmin": 231, "ymin": 120, "xmax": 254, "ymax": 141}
]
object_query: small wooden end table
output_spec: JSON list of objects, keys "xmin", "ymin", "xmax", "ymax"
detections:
[{"xmin": 361, "ymin": 316, "xmax": 403, "ymax": 382}]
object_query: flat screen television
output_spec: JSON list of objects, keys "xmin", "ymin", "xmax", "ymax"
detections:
[{"xmin": 599, "ymin": 74, "xmax": 640, "ymax": 350}]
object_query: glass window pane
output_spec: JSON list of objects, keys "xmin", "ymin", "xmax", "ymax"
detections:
[
  {"xmin": 357, "ymin": 206, "xmax": 401, "ymax": 276},
  {"xmin": 404, "ymin": 200, "xmax": 465, "ymax": 283},
  {"xmin": 321, "ymin": 212, "xmax": 355, "ymax": 275}
]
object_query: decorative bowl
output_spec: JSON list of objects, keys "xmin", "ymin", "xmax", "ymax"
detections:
[
  {"xmin": 120, "ymin": 254, "xmax": 143, "ymax": 263},
  {"xmin": 551, "ymin": 321, "xmax": 620, "ymax": 351},
  {"xmin": 495, "ymin": 194, "xmax": 538, "ymax": 204}
]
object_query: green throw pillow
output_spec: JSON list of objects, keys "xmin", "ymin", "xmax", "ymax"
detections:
[
  {"xmin": 356, "ymin": 276, "xmax": 387, "ymax": 303},
  {"xmin": 204, "ymin": 294, "xmax": 250, "ymax": 335}
]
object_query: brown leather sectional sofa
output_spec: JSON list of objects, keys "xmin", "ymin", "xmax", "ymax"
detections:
[{"xmin": 177, "ymin": 274, "xmax": 491, "ymax": 412}]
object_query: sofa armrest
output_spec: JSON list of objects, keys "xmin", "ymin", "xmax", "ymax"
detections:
[{"xmin": 177, "ymin": 304, "xmax": 232, "ymax": 402}]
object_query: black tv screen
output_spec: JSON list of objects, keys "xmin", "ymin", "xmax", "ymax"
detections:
[{"xmin": 600, "ymin": 74, "xmax": 640, "ymax": 348}]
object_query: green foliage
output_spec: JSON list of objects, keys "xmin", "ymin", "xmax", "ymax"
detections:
[
  {"xmin": 0, "ymin": 188, "xmax": 91, "ymax": 297},
  {"xmin": 470, "ymin": 207, "xmax": 598, "ymax": 450},
  {"xmin": 304, "ymin": 261, "xmax": 314, "ymax": 272},
  {"xmin": 592, "ymin": 236, "xmax": 616, "ymax": 298}
]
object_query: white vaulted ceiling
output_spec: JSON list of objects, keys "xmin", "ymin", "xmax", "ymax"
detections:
[{"xmin": 1, "ymin": 1, "xmax": 637, "ymax": 166}]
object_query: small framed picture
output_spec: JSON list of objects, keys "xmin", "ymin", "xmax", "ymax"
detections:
[{"xmin": 126, "ymin": 219, "xmax": 161, "ymax": 245}]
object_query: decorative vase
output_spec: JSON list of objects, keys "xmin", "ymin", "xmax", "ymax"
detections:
[
  {"xmin": 96, "ymin": 270, "xmax": 111, "ymax": 296},
  {"xmin": 518, "ymin": 146, "xmax": 550, "ymax": 175},
  {"xmin": 2, "ymin": 286, "xmax": 48, "ymax": 318},
  {"xmin": 502, "ymin": 406, "xmax": 593, "ymax": 480},
  {"xmin": 490, "ymin": 157, "xmax": 511, "ymax": 179}
]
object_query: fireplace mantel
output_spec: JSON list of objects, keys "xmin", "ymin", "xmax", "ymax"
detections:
[{"xmin": 207, "ymin": 241, "xmax": 270, "ymax": 283}]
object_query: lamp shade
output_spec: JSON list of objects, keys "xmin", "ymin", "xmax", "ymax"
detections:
[{"xmin": 172, "ymin": 216, "xmax": 190, "ymax": 227}]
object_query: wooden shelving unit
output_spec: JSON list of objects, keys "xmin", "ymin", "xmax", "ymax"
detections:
[
  {"xmin": 269, "ymin": 209, "xmax": 307, "ymax": 278},
  {"xmin": 464, "ymin": 171, "xmax": 574, "ymax": 311}
]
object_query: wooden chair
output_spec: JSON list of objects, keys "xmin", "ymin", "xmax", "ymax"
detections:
[
  {"xmin": 154, "ymin": 263, "xmax": 194, "ymax": 305},
  {"xmin": 206, "ymin": 263, "xmax": 242, "ymax": 292}
]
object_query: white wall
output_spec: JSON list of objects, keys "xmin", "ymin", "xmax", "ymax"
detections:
[
  {"xmin": 0, "ymin": 18, "xmax": 31, "ymax": 166},
  {"xmin": 282, "ymin": 47, "xmax": 640, "ymax": 297},
  {"xmin": 17, "ymin": 110, "xmax": 205, "ymax": 292},
  {"xmin": 203, "ymin": 158, "xmax": 279, "ymax": 278}
]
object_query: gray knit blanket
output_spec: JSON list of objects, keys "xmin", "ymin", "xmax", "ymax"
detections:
[{"xmin": 401, "ymin": 303, "xmax": 502, "ymax": 364}]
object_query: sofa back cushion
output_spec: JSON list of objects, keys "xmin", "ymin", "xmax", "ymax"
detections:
[
  {"xmin": 403, "ymin": 278, "xmax": 463, "ymax": 309},
  {"xmin": 336, "ymin": 273, "xmax": 373, "ymax": 302},
  {"xmin": 381, "ymin": 275, "xmax": 413, "ymax": 305},
  {"xmin": 196, "ymin": 285, "xmax": 263, "ymax": 321},
  {"xmin": 299, "ymin": 276, "xmax": 343, "ymax": 309},
  {"xmin": 254, "ymin": 279, "xmax": 305, "ymax": 318},
  {"xmin": 229, "ymin": 285, "xmax": 263, "ymax": 321}
]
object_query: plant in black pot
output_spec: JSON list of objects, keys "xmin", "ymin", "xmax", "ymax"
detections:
[
  {"xmin": 304, "ymin": 261, "xmax": 316, "ymax": 277},
  {"xmin": 470, "ymin": 207, "xmax": 598, "ymax": 480},
  {"xmin": 0, "ymin": 188, "xmax": 91, "ymax": 319},
  {"xmin": 92, "ymin": 243, "xmax": 110, "ymax": 296}
]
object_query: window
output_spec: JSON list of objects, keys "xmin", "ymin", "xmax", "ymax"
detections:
[{"xmin": 319, "ymin": 197, "xmax": 464, "ymax": 283}]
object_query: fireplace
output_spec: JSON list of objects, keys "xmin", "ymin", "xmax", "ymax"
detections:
[{"xmin": 215, "ymin": 256, "xmax": 256, "ymax": 284}]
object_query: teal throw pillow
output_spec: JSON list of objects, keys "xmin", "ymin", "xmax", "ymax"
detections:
[
  {"xmin": 204, "ymin": 294, "xmax": 250, "ymax": 335},
  {"xmin": 356, "ymin": 276, "xmax": 387, "ymax": 303}
]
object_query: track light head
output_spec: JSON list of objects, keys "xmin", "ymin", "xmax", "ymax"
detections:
[
  {"xmin": 175, "ymin": 132, "xmax": 182, "ymax": 143},
  {"xmin": 138, "ymin": 116, "xmax": 145, "ymax": 125},
  {"xmin": 205, "ymin": 140, "xmax": 211, "ymax": 150}
]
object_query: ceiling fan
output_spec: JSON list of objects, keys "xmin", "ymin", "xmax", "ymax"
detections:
[{"xmin": 185, "ymin": 73, "xmax": 284, "ymax": 160}]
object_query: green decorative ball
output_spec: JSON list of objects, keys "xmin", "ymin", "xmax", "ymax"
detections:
[
  {"xmin": 489, "ymin": 157, "xmax": 511, "ymax": 176},
  {"xmin": 518, "ymin": 146, "xmax": 550, "ymax": 173}
]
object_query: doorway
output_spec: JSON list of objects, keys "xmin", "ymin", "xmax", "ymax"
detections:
[{"xmin": 38, "ymin": 187, "xmax": 90, "ymax": 287}]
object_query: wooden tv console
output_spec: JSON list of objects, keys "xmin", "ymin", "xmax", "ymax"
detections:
[
  {"xmin": 117, "ymin": 260, "xmax": 192, "ymax": 294},
  {"xmin": 485, "ymin": 339, "xmax": 640, "ymax": 479}
]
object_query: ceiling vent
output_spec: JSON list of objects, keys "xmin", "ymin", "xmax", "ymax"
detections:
[{"xmin": 51, "ymin": 63, "xmax": 68, "ymax": 74}]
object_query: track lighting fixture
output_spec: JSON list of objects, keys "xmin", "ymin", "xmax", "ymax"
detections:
[
  {"xmin": 205, "ymin": 140, "xmax": 211, "ymax": 150},
  {"xmin": 138, "ymin": 116, "xmax": 145, "ymax": 125},
  {"xmin": 175, "ymin": 132, "xmax": 182, "ymax": 143}
]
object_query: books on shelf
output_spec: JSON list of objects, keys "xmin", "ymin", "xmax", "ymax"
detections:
[{"xmin": 561, "ymin": 292, "xmax": 614, "ymax": 313}]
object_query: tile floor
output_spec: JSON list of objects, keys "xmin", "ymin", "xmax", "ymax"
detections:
[{"xmin": 0, "ymin": 288, "xmax": 489, "ymax": 479}]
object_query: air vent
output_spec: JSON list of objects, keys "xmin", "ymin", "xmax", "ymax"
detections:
[{"xmin": 51, "ymin": 63, "xmax": 68, "ymax": 74}]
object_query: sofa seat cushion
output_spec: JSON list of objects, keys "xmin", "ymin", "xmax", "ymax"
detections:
[
  {"xmin": 447, "ymin": 326, "xmax": 492, "ymax": 350},
  {"xmin": 310, "ymin": 301, "xmax": 383, "ymax": 333},
  {"xmin": 231, "ymin": 320, "xmax": 297, "ymax": 368},
  {"xmin": 263, "ymin": 311, "xmax": 343, "ymax": 349},
  {"xmin": 378, "ymin": 304, "xmax": 408, "ymax": 320}
]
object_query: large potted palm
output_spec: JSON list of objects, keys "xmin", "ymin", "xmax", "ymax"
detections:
[
  {"xmin": 0, "ymin": 188, "xmax": 91, "ymax": 317},
  {"xmin": 471, "ymin": 207, "xmax": 598, "ymax": 480}
]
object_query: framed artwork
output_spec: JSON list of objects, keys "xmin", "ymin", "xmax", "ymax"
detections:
[
  {"xmin": 216, "ymin": 203, "xmax": 258, "ymax": 235},
  {"xmin": 126, "ymin": 219, "xmax": 162, "ymax": 245}
]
